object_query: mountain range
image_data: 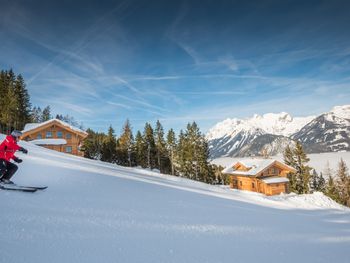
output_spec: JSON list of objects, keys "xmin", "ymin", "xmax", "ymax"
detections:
[{"xmin": 206, "ymin": 105, "xmax": 350, "ymax": 158}]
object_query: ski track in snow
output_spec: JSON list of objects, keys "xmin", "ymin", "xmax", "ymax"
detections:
[{"xmin": 0, "ymin": 135, "xmax": 349, "ymax": 263}]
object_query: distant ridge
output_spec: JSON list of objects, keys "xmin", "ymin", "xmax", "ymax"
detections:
[{"xmin": 206, "ymin": 105, "xmax": 350, "ymax": 158}]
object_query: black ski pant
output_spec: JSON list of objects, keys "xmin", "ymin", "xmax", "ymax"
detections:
[{"xmin": 0, "ymin": 159, "xmax": 18, "ymax": 180}]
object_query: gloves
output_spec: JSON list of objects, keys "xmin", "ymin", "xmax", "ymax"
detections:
[
  {"xmin": 19, "ymin": 147, "xmax": 28, "ymax": 154},
  {"xmin": 13, "ymin": 157, "xmax": 23, "ymax": 163}
]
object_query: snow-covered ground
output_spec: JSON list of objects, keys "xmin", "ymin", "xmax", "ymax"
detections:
[
  {"xmin": 1, "ymin": 134, "xmax": 350, "ymax": 263},
  {"xmin": 212, "ymin": 151, "xmax": 350, "ymax": 174}
]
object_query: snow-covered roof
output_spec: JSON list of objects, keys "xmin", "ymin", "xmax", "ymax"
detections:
[
  {"xmin": 22, "ymin": 119, "xmax": 87, "ymax": 136},
  {"xmin": 30, "ymin": 139, "xmax": 67, "ymax": 145},
  {"xmin": 222, "ymin": 159, "xmax": 295, "ymax": 176},
  {"xmin": 261, "ymin": 177, "xmax": 289, "ymax": 184}
]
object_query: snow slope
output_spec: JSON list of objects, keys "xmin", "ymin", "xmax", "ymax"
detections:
[{"xmin": 1, "ymin": 135, "xmax": 349, "ymax": 263}]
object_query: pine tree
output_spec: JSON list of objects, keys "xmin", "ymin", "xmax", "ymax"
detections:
[
  {"xmin": 41, "ymin": 106, "xmax": 52, "ymax": 122},
  {"xmin": 13, "ymin": 74, "xmax": 31, "ymax": 130},
  {"xmin": 31, "ymin": 106, "xmax": 42, "ymax": 123},
  {"xmin": 175, "ymin": 122, "xmax": 214, "ymax": 182},
  {"xmin": 310, "ymin": 169, "xmax": 326, "ymax": 193},
  {"xmin": 5, "ymin": 84, "xmax": 19, "ymax": 132},
  {"xmin": 325, "ymin": 175, "xmax": 340, "ymax": 203},
  {"xmin": 82, "ymin": 128, "xmax": 106, "ymax": 160},
  {"xmin": 154, "ymin": 120, "xmax": 167, "ymax": 173},
  {"xmin": 336, "ymin": 159, "xmax": 350, "ymax": 207},
  {"xmin": 197, "ymin": 137, "xmax": 214, "ymax": 183},
  {"xmin": 318, "ymin": 172, "xmax": 326, "ymax": 192},
  {"xmin": 166, "ymin": 128, "xmax": 177, "ymax": 175},
  {"xmin": 117, "ymin": 119, "xmax": 135, "ymax": 166},
  {"xmin": 283, "ymin": 141, "xmax": 312, "ymax": 194},
  {"xmin": 135, "ymin": 130, "xmax": 146, "ymax": 167},
  {"xmin": 143, "ymin": 123, "xmax": 156, "ymax": 169},
  {"xmin": 0, "ymin": 69, "xmax": 17, "ymax": 132},
  {"xmin": 101, "ymin": 126, "xmax": 117, "ymax": 163},
  {"xmin": 0, "ymin": 70, "xmax": 9, "ymax": 132}
]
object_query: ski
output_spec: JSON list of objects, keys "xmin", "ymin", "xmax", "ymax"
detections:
[
  {"xmin": 0, "ymin": 184, "xmax": 37, "ymax": 193},
  {"xmin": 12, "ymin": 184, "xmax": 48, "ymax": 190}
]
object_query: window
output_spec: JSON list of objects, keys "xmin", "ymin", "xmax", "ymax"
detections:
[
  {"xmin": 66, "ymin": 133, "xmax": 72, "ymax": 139},
  {"xmin": 252, "ymin": 182, "xmax": 255, "ymax": 188},
  {"xmin": 65, "ymin": 146, "xmax": 72, "ymax": 153},
  {"xmin": 232, "ymin": 179, "xmax": 238, "ymax": 187},
  {"xmin": 37, "ymin": 133, "xmax": 42, "ymax": 139},
  {"xmin": 46, "ymin": 131, "xmax": 52, "ymax": 138},
  {"xmin": 57, "ymin": 131, "xmax": 63, "ymax": 138},
  {"xmin": 270, "ymin": 168, "xmax": 278, "ymax": 175}
]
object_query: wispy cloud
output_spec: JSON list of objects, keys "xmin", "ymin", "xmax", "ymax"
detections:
[{"xmin": 107, "ymin": 101, "xmax": 132, "ymax": 110}]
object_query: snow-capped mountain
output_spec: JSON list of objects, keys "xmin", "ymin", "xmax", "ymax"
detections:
[
  {"xmin": 208, "ymin": 126, "xmax": 266, "ymax": 158},
  {"xmin": 207, "ymin": 105, "xmax": 350, "ymax": 158},
  {"xmin": 292, "ymin": 105, "xmax": 350, "ymax": 153},
  {"xmin": 207, "ymin": 112, "xmax": 313, "ymax": 158},
  {"xmin": 238, "ymin": 134, "xmax": 295, "ymax": 157},
  {"xmin": 206, "ymin": 112, "xmax": 314, "ymax": 141}
]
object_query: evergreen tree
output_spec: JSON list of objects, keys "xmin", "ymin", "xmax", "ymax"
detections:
[
  {"xmin": 143, "ymin": 123, "xmax": 156, "ymax": 169},
  {"xmin": 4, "ymin": 84, "xmax": 19, "ymax": 132},
  {"xmin": 283, "ymin": 141, "xmax": 312, "ymax": 194},
  {"xmin": 41, "ymin": 106, "xmax": 52, "ymax": 122},
  {"xmin": 31, "ymin": 106, "xmax": 43, "ymax": 123},
  {"xmin": 197, "ymin": 137, "xmax": 214, "ymax": 183},
  {"xmin": 175, "ymin": 122, "xmax": 214, "ymax": 182},
  {"xmin": 13, "ymin": 74, "xmax": 31, "ymax": 130},
  {"xmin": 82, "ymin": 128, "xmax": 106, "ymax": 160},
  {"xmin": 336, "ymin": 159, "xmax": 350, "ymax": 207},
  {"xmin": 0, "ymin": 70, "xmax": 8, "ymax": 132},
  {"xmin": 135, "ymin": 130, "xmax": 146, "ymax": 167},
  {"xmin": 325, "ymin": 175, "xmax": 340, "ymax": 203},
  {"xmin": 310, "ymin": 169, "xmax": 326, "ymax": 193},
  {"xmin": 166, "ymin": 128, "xmax": 177, "ymax": 175},
  {"xmin": 117, "ymin": 119, "xmax": 135, "ymax": 166},
  {"xmin": 0, "ymin": 69, "xmax": 17, "ymax": 132},
  {"xmin": 176, "ymin": 130, "xmax": 185, "ymax": 176},
  {"xmin": 154, "ymin": 120, "xmax": 167, "ymax": 173},
  {"xmin": 101, "ymin": 126, "xmax": 117, "ymax": 163}
]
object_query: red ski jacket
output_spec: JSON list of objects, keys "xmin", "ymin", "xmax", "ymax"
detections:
[{"xmin": 0, "ymin": 135, "xmax": 20, "ymax": 161}]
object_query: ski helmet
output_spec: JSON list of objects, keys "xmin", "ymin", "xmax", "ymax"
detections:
[{"xmin": 11, "ymin": 130, "xmax": 23, "ymax": 138}]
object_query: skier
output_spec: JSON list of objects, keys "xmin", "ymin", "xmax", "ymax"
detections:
[{"xmin": 0, "ymin": 130, "xmax": 28, "ymax": 184}]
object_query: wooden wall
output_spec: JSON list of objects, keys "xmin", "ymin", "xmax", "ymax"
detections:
[
  {"xmin": 23, "ymin": 124, "xmax": 85, "ymax": 156},
  {"xmin": 230, "ymin": 175, "xmax": 289, "ymax": 196},
  {"xmin": 230, "ymin": 175, "xmax": 259, "ymax": 192}
]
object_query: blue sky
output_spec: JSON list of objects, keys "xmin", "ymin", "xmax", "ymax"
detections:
[{"xmin": 1, "ymin": 0, "xmax": 350, "ymax": 135}]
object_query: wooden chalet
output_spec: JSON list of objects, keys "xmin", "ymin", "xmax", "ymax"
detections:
[
  {"xmin": 21, "ymin": 119, "xmax": 88, "ymax": 156},
  {"xmin": 222, "ymin": 159, "xmax": 296, "ymax": 196}
]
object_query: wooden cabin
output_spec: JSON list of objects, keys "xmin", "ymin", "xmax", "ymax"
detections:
[
  {"xmin": 21, "ymin": 119, "xmax": 88, "ymax": 156},
  {"xmin": 222, "ymin": 159, "xmax": 296, "ymax": 196}
]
